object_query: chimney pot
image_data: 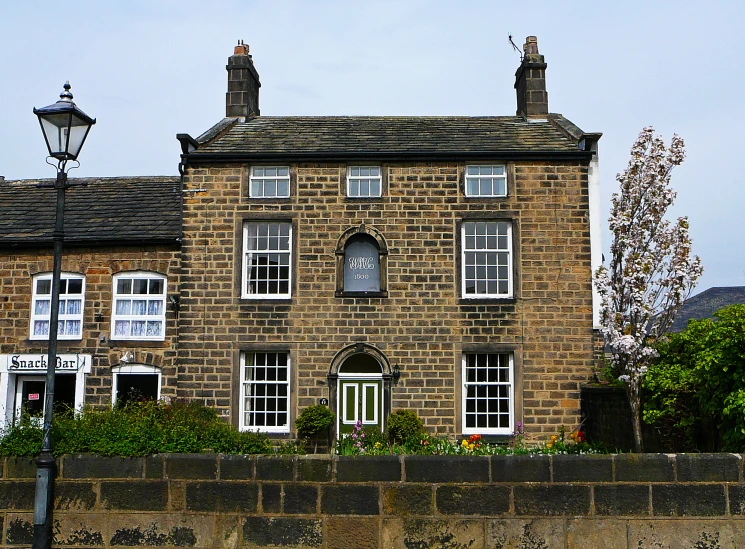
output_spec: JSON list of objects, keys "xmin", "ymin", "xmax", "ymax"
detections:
[
  {"xmin": 234, "ymin": 40, "xmax": 250, "ymax": 56},
  {"xmin": 524, "ymin": 36, "xmax": 539, "ymax": 55}
]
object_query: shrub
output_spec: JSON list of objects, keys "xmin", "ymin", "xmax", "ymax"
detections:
[
  {"xmin": 295, "ymin": 405, "xmax": 335, "ymax": 437},
  {"xmin": 0, "ymin": 400, "xmax": 271, "ymax": 457},
  {"xmin": 386, "ymin": 409, "xmax": 424, "ymax": 444},
  {"xmin": 643, "ymin": 304, "xmax": 745, "ymax": 451}
]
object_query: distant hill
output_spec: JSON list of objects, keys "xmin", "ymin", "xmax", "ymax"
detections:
[{"xmin": 669, "ymin": 287, "xmax": 745, "ymax": 332}]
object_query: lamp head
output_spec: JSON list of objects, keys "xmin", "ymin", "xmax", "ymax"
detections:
[{"xmin": 34, "ymin": 82, "xmax": 96, "ymax": 163}]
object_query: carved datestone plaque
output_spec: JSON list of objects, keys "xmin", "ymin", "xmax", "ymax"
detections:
[{"xmin": 344, "ymin": 238, "xmax": 380, "ymax": 292}]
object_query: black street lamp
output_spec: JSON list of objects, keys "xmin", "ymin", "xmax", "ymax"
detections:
[{"xmin": 32, "ymin": 82, "xmax": 95, "ymax": 549}]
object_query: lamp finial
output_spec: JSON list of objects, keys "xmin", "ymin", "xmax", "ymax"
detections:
[{"xmin": 59, "ymin": 82, "xmax": 73, "ymax": 102}]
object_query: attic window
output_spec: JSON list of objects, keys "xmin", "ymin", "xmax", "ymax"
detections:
[
  {"xmin": 465, "ymin": 165, "xmax": 507, "ymax": 197},
  {"xmin": 347, "ymin": 166, "xmax": 382, "ymax": 198},
  {"xmin": 249, "ymin": 166, "xmax": 290, "ymax": 198}
]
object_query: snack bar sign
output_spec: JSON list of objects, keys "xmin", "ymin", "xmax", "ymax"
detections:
[{"xmin": 0, "ymin": 354, "xmax": 91, "ymax": 372}]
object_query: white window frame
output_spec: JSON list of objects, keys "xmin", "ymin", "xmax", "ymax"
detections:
[
  {"xmin": 242, "ymin": 221, "xmax": 293, "ymax": 299},
  {"xmin": 465, "ymin": 164, "xmax": 507, "ymax": 197},
  {"xmin": 461, "ymin": 221, "xmax": 513, "ymax": 298},
  {"xmin": 347, "ymin": 166, "xmax": 382, "ymax": 198},
  {"xmin": 29, "ymin": 273, "xmax": 85, "ymax": 340},
  {"xmin": 462, "ymin": 353, "xmax": 514, "ymax": 435},
  {"xmin": 111, "ymin": 272, "xmax": 167, "ymax": 341},
  {"xmin": 249, "ymin": 166, "xmax": 290, "ymax": 198},
  {"xmin": 111, "ymin": 364, "xmax": 162, "ymax": 406},
  {"xmin": 239, "ymin": 352, "xmax": 291, "ymax": 433}
]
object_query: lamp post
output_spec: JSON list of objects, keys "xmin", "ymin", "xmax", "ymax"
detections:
[{"xmin": 32, "ymin": 82, "xmax": 95, "ymax": 549}]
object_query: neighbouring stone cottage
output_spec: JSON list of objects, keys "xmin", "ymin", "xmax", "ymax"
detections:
[
  {"xmin": 0, "ymin": 177, "xmax": 181, "ymax": 424},
  {"xmin": 0, "ymin": 36, "xmax": 601, "ymax": 441}
]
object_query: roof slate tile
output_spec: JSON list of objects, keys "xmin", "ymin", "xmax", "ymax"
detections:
[
  {"xmin": 190, "ymin": 115, "xmax": 585, "ymax": 157},
  {"xmin": 0, "ymin": 176, "xmax": 181, "ymax": 246}
]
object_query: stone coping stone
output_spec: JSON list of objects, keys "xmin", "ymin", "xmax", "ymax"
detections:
[
  {"xmin": 5, "ymin": 453, "xmax": 745, "ymax": 485},
  {"xmin": 492, "ymin": 454, "xmax": 550, "ymax": 482},
  {"xmin": 61, "ymin": 454, "xmax": 144, "ymax": 478},
  {"xmin": 404, "ymin": 455, "xmax": 489, "ymax": 483},
  {"xmin": 615, "ymin": 453, "xmax": 675, "ymax": 482},
  {"xmin": 219, "ymin": 454, "xmax": 255, "ymax": 480},
  {"xmin": 297, "ymin": 455, "xmax": 333, "ymax": 482},
  {"xmin": 5, "ymin": 457, "xmax": 36, "ymax": 479},
  {"xmin": 164, "ymin": 453, "xmax": 218, "ymax": 480},
  {"xmin": 336, "ymin": 455, "xmax": 401, "ymax": 482},
  {"xmin": 676, "ymin": 453, "xmax": 741, "ymax": 482},
  {"xmin": 552, "ymin": 454, "xmax": 613, "ymax": 482},
  {"xmin": 255, "ymin": 455, "xmax": 295, "ymax": 480}
]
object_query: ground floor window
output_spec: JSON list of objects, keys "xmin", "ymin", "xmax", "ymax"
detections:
[
  {"xmin": 112, "ymin": 364, "xmax": 161, "ymax": 406},
  {"xmin": 462, "ymin": 352, "xmax": 514, "ymax": 435},
  {"xmin": 240, "ymin": 352, "xmax": 290, "ymax": 433}
]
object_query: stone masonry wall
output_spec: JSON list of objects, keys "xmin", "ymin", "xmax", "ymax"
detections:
[
  {"xmin": 0, "ymin": 246, "xmax": 180, "ymax": 406},
  {"xmin": 179, "ymin": 161, "xmax": 594, "ymax": 439},
  {"xmin": 1, "ymin": 453, "xmax": 745, "ymax": 548}
]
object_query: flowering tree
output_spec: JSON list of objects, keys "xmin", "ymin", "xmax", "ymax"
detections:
[{"xmin": 594, "ymin": 127, "xmax": 703, "ymax": 452}]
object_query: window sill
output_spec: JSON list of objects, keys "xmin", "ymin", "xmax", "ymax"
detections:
[
  {"xmin": 108, "ymin": 339, "xmax": 168, "ymax": 347},
  {"xmin": 458, "ymin": 297, "xmax": 516, "ymax": 305},
  {"xmin": 460, "ymin": 433, "xmax": 515, "ymax": 443},
  {"xmin": 239, "ymin": 298, "xmax": 293, "ymax": 306},
  {"xmin": 335, "ymin": 291, "xmax": 388, "ymax": 299},
  {"xmin": 28, "ymin": 337, "xmax": 83, "ymax": 342},
  {"xmin": 239, "ymin": 429, "xmax": 291, "ymax": 436}
]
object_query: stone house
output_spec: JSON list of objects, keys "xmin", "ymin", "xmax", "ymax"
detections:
[
  {"xmin": 174, "ymin": 36, "xmax": 602, "ymax": 439},
  {"xmin": 0, "ymin": 177, "xmax": 181, "ymax": 424}
]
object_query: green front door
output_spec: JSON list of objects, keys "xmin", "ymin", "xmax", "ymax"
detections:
[{"xmin": 338, "ymin": 378, "xmax": 383, "ymax": 435}]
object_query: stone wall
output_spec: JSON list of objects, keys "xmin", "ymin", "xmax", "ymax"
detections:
[
  {"xmin": 0, "ymin": 246, "xmax": 181, "ymax": 406},
  {"xmin": 1, "ymin": 453, "xmax": 744, "ymax": 548},
  {"xmin": 179, "ymin": 161, "xmax": 595, "ymax": 438}
]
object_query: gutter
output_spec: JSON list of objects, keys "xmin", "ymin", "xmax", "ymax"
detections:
[
  {"xmin": 181, "ymin": 149, "xmax": 594, "ymax": 164},
  {"xmin": 0, "ymin": 238, "xmax": 181, "ymax": 250}
]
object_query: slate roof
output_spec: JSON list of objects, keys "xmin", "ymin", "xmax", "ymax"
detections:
[
  {"xmin": 188, "ymin": 115, "xmax": 591, "ymax": 160},
  {"xmin": 0, "ymin": 177, "xmax": 181, "ymax": 247},
  {"xmin": 670, "ymin": 287, "xmax": 745, "ymax": 332}
]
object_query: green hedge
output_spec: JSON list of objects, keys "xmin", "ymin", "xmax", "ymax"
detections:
[{"xmin": 0, "ymin": 400, "xmax": 272, "ymax": 457}]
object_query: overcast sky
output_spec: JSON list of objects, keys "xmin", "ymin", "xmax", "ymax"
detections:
[{"xmin": 1, "ymin": 1, "xmax": 743, "ymax": 294}]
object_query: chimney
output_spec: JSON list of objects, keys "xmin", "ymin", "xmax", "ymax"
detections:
[
  {"xmin": 514, "ymin": 36, "xmax": 548, "ymax": 117},
  {"xmin": 226, "ymin": 40, "xmax": 261, "ymax": 117}
]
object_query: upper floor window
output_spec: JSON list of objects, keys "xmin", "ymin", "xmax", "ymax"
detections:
[
  {"xmin": 462, "ymin": 352, "xmax": 514, "ymax": 435},
  {"xmin": 347, "ymin": 166, "xmax": 382, "ymax": 198},
  {"xmin": 112, "ymin": 273, "xmax": 167, "ymax": 340},
  {"xmin": 30, "ymin": 273, "xmax": 85, "ymax": 340},
  {"xmin": 462, "ymin": 221, "xmax": 512, "ymax": 298},
  {"xmin": 243, "ymin": 222, "xmax": 292, "ymax": 299},
  {"xmin": 249, "ymin": 166, "xmax": 290, "ymax": 198},
  {"xmin": 240, "ymin": 351, "xmax": 290, "ymax": 433},
  {"xmin": 465, "ymin": 165, "xmax": 507, "ymax": 197}
]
